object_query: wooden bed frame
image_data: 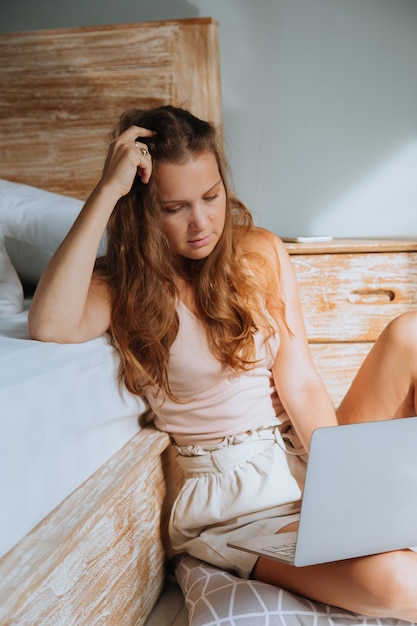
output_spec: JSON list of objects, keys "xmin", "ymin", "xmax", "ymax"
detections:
[{"xmin": 0, "ymin": 18, "xmax": 220, "ymax": 625}]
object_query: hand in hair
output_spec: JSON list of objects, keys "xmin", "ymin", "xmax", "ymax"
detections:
[{"xmin": 100, "ymin": 125, "xmax": 155, "ymax": 198}]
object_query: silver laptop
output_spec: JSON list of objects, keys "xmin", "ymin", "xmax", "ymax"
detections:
[{"xmin": 228, "ymin": 417, "xmax": 417, "ymax": 567}]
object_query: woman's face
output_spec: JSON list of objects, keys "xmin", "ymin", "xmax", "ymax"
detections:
[{"xmin": 154, "ymin": 151, "xmax": 226, "ymax": 261}]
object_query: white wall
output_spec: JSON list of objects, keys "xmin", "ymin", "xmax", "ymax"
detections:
[{"xmin": 1, "ymin": 0, "xmax": 417, "ymax": 237}]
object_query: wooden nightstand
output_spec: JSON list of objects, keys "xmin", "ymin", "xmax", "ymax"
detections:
[{"xmin": 285, "ymin": 238, "xmax": 417, "ymax": 406}]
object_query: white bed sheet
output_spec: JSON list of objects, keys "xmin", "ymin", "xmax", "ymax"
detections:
[{"xmin": 0, "ymin": 302, "xmax": 147, "ymax": 557}]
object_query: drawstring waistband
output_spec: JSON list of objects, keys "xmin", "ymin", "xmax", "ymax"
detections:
[{"xmin": 173, "ymin": 420, "xmax": 306, "ymax": 475}]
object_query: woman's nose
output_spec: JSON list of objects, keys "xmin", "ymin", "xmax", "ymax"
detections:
[{"xmin": 189, "ymin": 204, "xmax": 208, "ymax": 230}]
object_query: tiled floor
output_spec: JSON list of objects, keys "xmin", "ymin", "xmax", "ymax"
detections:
[{"xmin": 144, "ymin": 580, "xmax": 188, "ymax": 626}]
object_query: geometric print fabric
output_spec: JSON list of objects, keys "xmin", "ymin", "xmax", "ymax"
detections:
[{"xmin": 176, "ymin": 555, "xmax": 415, "ymax": 626}]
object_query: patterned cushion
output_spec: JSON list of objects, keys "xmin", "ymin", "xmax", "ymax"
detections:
[{"xmin": 175, "ymin": 555, "xmax": 412, "ymax": 626}]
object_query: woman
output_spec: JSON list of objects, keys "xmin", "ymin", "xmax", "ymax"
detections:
[{"xmin": 29, "ymin": 106, "xmax": 417, "ymax": 620}]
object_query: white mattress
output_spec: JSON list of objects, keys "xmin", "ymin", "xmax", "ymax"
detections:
[{"xmin": 0, "ymin": 302, "xmax": 147, "ymax": 557}]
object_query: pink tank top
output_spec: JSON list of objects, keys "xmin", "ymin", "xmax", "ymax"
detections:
[{"xmin": 147, "ymin": 301, "xmax": 282, "ymax": 445}]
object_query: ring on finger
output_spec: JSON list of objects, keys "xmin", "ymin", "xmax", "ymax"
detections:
[{"xmin": 135, "ymin": 141, "xmax": 149, "ymax": 157}]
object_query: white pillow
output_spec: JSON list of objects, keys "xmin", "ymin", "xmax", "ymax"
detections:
[
  {"xmin": 0, "ymin": 179, "xmax": 88, "ymax": 284},
  {"xmin": 176, "ymin": 555, "xmax": 411, "ymax": 626},
  {"xmin": 0, "ymin": 230, "xmax": 24, "ymax": 316}
]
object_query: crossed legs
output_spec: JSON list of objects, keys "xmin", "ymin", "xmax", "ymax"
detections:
[
  {"xmin": 253, "ymin": 312, "xmax": 417, "ymax": 621},
  {"xmin": 253, "ymin": 529, "xmax": 417, "ymax": 620}
]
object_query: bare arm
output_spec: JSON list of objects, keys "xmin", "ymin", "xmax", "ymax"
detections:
[
  {"xmin": 29, "ymin": 126, "xmax": 154, "ymax": 343},
  {"xmin": 261, "ymin": 231, "xmax": 337, "ymax": 451}
]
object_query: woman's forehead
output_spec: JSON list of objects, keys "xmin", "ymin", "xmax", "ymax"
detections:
[{"xmin": 154, "ymin": 152, "xmax": 221, "ymax": 199}]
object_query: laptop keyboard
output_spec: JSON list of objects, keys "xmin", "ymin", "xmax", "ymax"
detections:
[{"xmin": 262, "ymin": 542, "xmax": 296, "ymax": 559}]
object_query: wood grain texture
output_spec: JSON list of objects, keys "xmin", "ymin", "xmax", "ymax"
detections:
[
  {"xmin": 310, "ymin": 342, "xmax": 373, "ymax": 407},
  {"xmin": 291, "ymin": 250, "xmax": 417, "ymax": 342},
  {"xmin": 287, "ymin": 239, "xmax": 417, "ymax": 405},
  {"xmin": 0, "ymin": 427, "xmax": 178, "ymax": 626},
  {"xmin": 0, "ymin": 19, "xmax": 221, "ymax": 200},
  {"xmin": 285, "ymin": 237, "xmax": 417, "ymax": 255}
]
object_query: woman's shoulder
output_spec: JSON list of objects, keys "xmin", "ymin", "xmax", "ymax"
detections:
[{"xmin": 239, "ymin": 226, "xmax": 286, "ymax": 260}]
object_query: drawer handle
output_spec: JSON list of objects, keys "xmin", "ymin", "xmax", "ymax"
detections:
[{"xmin": 348, "ymin": 289, "xmax": 396, "ymax": 304}]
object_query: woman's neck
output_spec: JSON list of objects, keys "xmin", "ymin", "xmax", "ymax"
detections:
[{"xmin": 176, "ymin": 275, "xmax": 196, "ymax": 312}]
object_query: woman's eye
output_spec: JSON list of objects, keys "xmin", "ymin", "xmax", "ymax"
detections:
[
  {"xmin": 164, "ymin": 205, "xmax": 183, "ymax": 214},
  {"xmin": 204, "ymin": 194, "xmax": 218, "ymax": 202}
]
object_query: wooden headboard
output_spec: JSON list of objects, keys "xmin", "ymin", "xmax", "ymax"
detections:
[
  {"xmin": 0, "ymin": 18, "xmax": 221, "ymax": 200},
  {"xmin": 0, "ymin": 19, "xmax": 221, "ymax": 625}
]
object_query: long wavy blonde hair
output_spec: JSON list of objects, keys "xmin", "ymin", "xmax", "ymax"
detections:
[{"xmin": 97, "ymin": 106, "xmax": 284, "ymax": 400}]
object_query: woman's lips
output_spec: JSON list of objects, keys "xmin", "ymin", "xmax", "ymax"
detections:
[{"xmin": 188, "ymin": 234, "xmax": 212, "ymax": 249}]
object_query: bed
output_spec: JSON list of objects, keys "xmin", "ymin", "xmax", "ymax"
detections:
[{"xmin": 0, "ymin": 18, "xmax": 220, "ymax": 625}]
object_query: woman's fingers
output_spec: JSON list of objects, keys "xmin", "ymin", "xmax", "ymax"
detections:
[
  {"xmin": 120, "ymin": 125, "xmax": 155, "ymax": 185},
  {"xmin": 121, "ymin": 125, "xmax": 155, "ymax": 142},
  {"xmin": 133, "ymin": 138, "xmax": 153, "ymax": 184},
  {"xmin": 101, "ymin": 125, "xmax": 155, "ymax": 193}
]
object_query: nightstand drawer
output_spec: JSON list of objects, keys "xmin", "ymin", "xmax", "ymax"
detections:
[
  {"xmin": 310, "ymin": 343, "xmax": 372, "ymax": 407},
  {"xmin": 291, "ymin": 251, "xmax": 417, "ymax": 342}
]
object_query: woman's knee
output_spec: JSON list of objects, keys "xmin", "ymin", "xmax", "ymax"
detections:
[
  {"xmin": 368, "ymin": 550, "xmax": 417, "ymax": 618},
  {"xmin": 371, "ymin": 312, "xmax": 417, "ymax": 383},
  {"xmin": 381, "ymin": 311, "xmax": 417, "ymax": 355},
  {"xmin": 334, "ymin": 551, "xmax": 417, "ymax": 618}
]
